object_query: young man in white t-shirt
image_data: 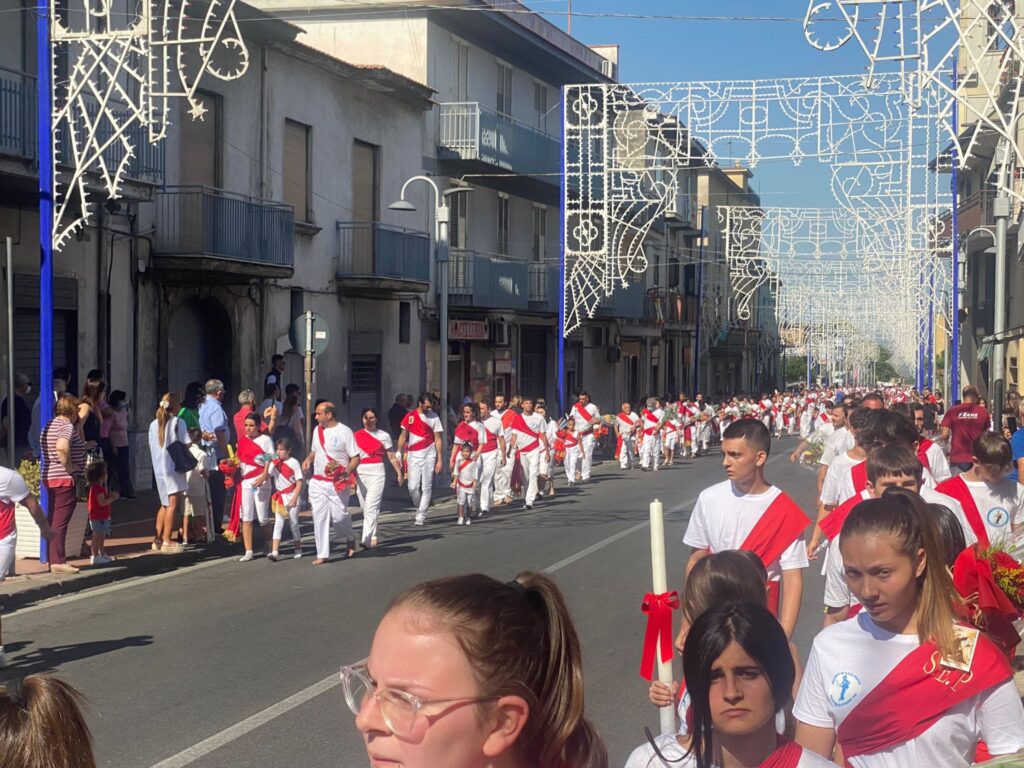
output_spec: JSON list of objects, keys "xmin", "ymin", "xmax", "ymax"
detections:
[
  {"xmin": 682, "ymin": 419, "xmax": 810, "ymax": 637},
  {"xmin": 0, "ymin": 465, "xmax": 54, "ymax": 667}
]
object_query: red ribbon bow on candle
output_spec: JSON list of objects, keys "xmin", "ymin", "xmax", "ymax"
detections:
[{"xmin": 640, "ymin": 591, "xmax": 679, "ymax": 681}]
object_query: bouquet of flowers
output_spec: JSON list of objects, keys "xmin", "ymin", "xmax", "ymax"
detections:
[
  {"xmin": 218, "ymin": 445, "xmax": 240, "ymax": 489},
  {"xmin": 325, "ymin": 459, "xmax": 356, "ymax": 491},
  {"xmin": 595, "ymin": 413, "xmax": 614, "ymax": 440},
  {"xmin": 797, "ymin": 442, "xmax": 824, "ymax": 472},
  {"xmin": 952, "ymin": 541, "xmax": 1024, "ymax": 656}
]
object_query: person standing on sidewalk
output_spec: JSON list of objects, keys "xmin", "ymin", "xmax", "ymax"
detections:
[
  {"xmin": 940, "ymin": 385, "xmax": 991, "ymax": 474},
  {"xmin": 148, "ymin": 393, "xmax": 189, "ymax": 553},
  {"xmin": 396, "ymin": 393, "xmax": 443, "ymax": 526},
  {"xmin": 301, "ymin": 402, "xmax": 360, "ymax": 564},
  {"xmin": 1, "ymin": 372, "xmax": 32, "ymax": 461},
  {"xmin": 29, "ymin": 367, "xmax": 69, "ymax": 459},
  {"xmin": 199, "ymin": 380, "xmax": 230, "ymax": 535},
  {"xmin": 85, "ymin": 460, "xmax": 117, "ymax": 565},
  {"xmin": 264, "ymin": 354, "xmax": 285, "ymax": 395},
  {"xmin": 41, "ymin": 394, "xmax": 87, "ymax": 574}
]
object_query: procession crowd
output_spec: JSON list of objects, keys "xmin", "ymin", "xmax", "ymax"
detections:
[{"xmin": 3, "ymin": 375, "xmax": 1024, "ymax": 768}]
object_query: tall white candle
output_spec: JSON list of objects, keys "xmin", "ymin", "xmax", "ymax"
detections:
[{"xmin": 650, "ymin": 499, "xmax": 677, "ymax": 735}]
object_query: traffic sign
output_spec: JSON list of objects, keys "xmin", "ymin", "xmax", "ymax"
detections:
[{"xmin": 289, "ymin": 312, "xmax": 329, "ymax": 357}]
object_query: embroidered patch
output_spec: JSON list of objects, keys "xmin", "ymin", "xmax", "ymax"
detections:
[
  {"xmin": 986, "ymin": 507, "xmax": 1010, "ymax": 528},
  {"xmin": 828, "ymin": 671, "xmax": 862, "ymax": 707}
]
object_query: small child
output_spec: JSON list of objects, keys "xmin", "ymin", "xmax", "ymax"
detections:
[
  {"xmin": 561, "ymin": 417, "xmax": 580, "ymax": 485},
  {"xmin": 451, "ymin": 442, "xmax": 478, "ymax": 526},
  {"xmin": 184, "ymin": 428, "xmax": 215, "ymax": 545},
  {"xmin": 268, "ymin": 438, "xmax": 303, "ymax": 560},
  {"xmin": 86, "ymin": 460, "xmax": 118, "ymax": 565}
]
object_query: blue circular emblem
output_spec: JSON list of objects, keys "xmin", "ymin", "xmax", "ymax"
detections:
[
  {"xmin": 828, "ymin": 671, "xmax": 862, "ymax": 707},
  {"xmin": 987, "ymin": 507, "xmax": 1010, "ymax": 528}
]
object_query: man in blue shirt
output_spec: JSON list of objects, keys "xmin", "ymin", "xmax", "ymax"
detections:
[
  {"xmin": 199, "ymin": 379, "xmax": 230, "ymax": 534},
  {"xmin": 1010, "ymin": 408, "xmax": 1024, "ymax": 484}
]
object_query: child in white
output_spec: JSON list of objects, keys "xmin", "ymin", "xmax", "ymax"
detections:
[
  {"xmin": 269, "ymin": 438, "xmax": 303, "ymax": 560},
  {"xmin": 451, "ymin": 444, "xmax": 479, "ymax": 526},
  {"xmin": 184, "ymin": 428, "xmax": 215, "ymax": 544},
  {"xmin": 563, "ymin": 418, "xmax": 581, "ymax": 485}
]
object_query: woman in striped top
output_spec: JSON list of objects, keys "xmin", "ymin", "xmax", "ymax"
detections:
[{"xmin": 41, "ymin": 394, "xmax": 87, "ymax": 574}]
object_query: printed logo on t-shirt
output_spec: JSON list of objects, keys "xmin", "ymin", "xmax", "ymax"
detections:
[
  {"xmin": 987, "ymin": 507, "xmax": 1010, "ymax": 528},
  {"xmin": 329, "ymin": 436, "xmax": 343, "ymax": 450},
  {"xmin": 827, "ymin": 671, "xmax": 862, "ymax": 707}
]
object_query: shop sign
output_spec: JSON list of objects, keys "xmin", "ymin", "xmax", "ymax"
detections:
[
  {"xmin": 495, "ymin": 359, "xmax": 513, "ymax": 375},
  {"xmin": 449, "ymin": 319, "xmax": 489, "ymax": 340}
]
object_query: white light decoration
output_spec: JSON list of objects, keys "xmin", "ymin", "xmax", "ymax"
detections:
[{"xmin": 51, "ymin": 0, "xmax": 250, "ymax": 248}]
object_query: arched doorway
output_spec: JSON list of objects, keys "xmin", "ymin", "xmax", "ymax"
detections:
[{"xmin": 168, "ymin": 297, "xmax": 232, "ymax": 394}]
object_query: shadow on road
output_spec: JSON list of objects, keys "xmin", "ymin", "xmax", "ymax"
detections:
[{"xmin": 0, "ymin": 635, "xmax": 155, "ymax": 680}]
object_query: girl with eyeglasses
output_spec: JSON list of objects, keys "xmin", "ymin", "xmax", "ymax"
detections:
[{"xmin": 341, "ymin": 571, "xmax": 607, "ymax": 768}]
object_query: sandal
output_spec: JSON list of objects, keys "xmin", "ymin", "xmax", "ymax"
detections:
[{"xmin": 151, "ymin": 537, "xmax": 162, "ymax": 552}]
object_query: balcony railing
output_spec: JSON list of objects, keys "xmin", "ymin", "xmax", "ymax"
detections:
[
  {"xmin": 528, "ymin": 262, "xmax": 560, "ymax": 313},
  {"xmin": 0, "ymin": 66, "xmax": 35, "ymax": 160},
  {"xmin": 447, "ymin": 249, "xmax": 529, "ymax": 310},
  {"xmin": 438, "ymin": 102, "xmax": 560, "ymax": 180},
  {"xmin": 155, "ymin": 186, "xmax": 294, "ymax": 267},
  {"xmin": 336, "ymin": 222, "xmax": 431, "ymax": 283}
]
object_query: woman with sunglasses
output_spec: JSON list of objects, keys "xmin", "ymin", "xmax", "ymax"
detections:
[
  {"xmin": 341, "ymin": 571, "xmax": 607, "ymax": 768},
  {"xmin": 628, "ymin": 601, "xmax": 833, "ymax": 768}
]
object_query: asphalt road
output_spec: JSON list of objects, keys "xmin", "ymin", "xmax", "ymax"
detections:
[{"xmin": 2, "ymin": 440, "xmax": 824, "ymax": 767}]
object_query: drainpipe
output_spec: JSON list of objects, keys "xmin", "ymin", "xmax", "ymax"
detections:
[{"xmin": 259, "ymin": 44, "xmax": 270, "ymax": 199}]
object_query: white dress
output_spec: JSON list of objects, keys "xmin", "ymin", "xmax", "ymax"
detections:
[{"xmin": 148, "ymin": 416, "xmax": 189, "ymax": 505}]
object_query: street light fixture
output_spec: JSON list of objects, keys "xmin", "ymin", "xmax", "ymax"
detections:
[{"xmin": 389, "ymin": 176, "xmax": 472, "ymax": 475}]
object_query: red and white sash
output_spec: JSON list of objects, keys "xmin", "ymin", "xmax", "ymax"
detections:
[
  {"xmin": 404, "ymin": 410, "xmax": 435, "ymax": 452},
  {"xmin": 820, "ymin": 490, "xmax": 870, "ymax": 541},
  {"xmin": 511, "ymin": 413, "xmax": 540, "ymax": 453},
  {"xmin": 271, "ymin": 459, "xmax": 298, "ymax": 507},
  {"xmin": 313, "ymin": 426, "xmax": 355, "ymax": 490},
  {"xmin": 917, "ymin": 438, "xmax": 934, "ymax": 471},
  {"xmin": 574, "ymin": 402, "xmax": 595, "ymax": 434},
  {"xmin": 354, "ymin": 429, "xmax": 386, "ymax": 465},
  {"xmin": 454, "ymin": 420, "xmax": 481, "ymax": 451},
  {"xmin": 836, "ymin": 632, "xmax": 1012, "ymax": 762},
  {"xmin": 562, "ymin": 431, "xmax": 579, "ymax": 448},
  {"xmin": 480, "ymin": 421, "xmax": 500, "ymax": 453},
  {"xmin": 641, "ymin": 409, "xmax": 660, "ymax": 436},
  {"xmin": 456, "ymin": 459, "xmax": 476, "ymax": 489},
  {"xmin": 936, "ymin": 475, "xmax": 990, "ymax": 547},
  {"xmin": 739, "ymin": 492, "xmax": 810, "ymax": 615},
  {"xmin": 850, "ymin": 459, "xmax": 868, "ymax": 496},
  {"xmin": 237, "ymin": 436, "xmax": 266, "ymax": 483},
  {"xmin": 758, "ymin": 739, "xmax": 805, "ymax": 768}
]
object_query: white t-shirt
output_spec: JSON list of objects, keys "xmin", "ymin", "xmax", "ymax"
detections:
[
  {"xmin": 0, "ymin": 467, "xmax": 31, "ymax": 539},
  {"xmin": 573, "ymin": 402, "xmax": 601, "ymax": 435},
  {"xmin": 617, "ymin": 412, "xmax": 640, "ymax": 435},
  {"xmin": 354, "ymin": 428, "xmax": 393, "ymax": 478},
  {"xmin": 454, "ymin": 457, "xmax": 480, "ymax": 487},
  {"xmin": 943, "ymin": 477, "xmax": 1024, "ymax": 545},
  {"xmin": 310, "ymin": 423, "xmax": 358, "ymax": 477},
  {"xmin": 241, "ymin": 434, "xmax": 274, "ymax": 489},
  {"xmin": 623, "ymin": 736, "xmax": 832, "ymax": 768},
  {"xmin": 794, "ymin": 614, "xmax": 1024, "ymax": 768},
  {"xmin": 481, "ymin": 415, "xmax": 503, "ymax": 452},
  {"xmin": 514, "ymin": 412, "xmax": 547, "ymax": 452},
  {"xmin": 402, "ymin": 410, "xmax": 443, "ymax": 455},
  {"xmin": 270, "ymin": 456, "xmax": 303, "ymax": 506},
  {"xmin": 453, "ymin": 420, "xmax": 486, "ymax": 447},
  {"xmin": 820, "ymin": 426, "xmax": 855, "ymax": 466},
  {"xmin": 683, "ymin": 480, "xmax": 809, "ymax": 582},
  {"xmin": 820, "ymin": 452, "xmax": 865, "ymax": 507},
  {"xmin": 923, "ymin": 442, "xmax": 952, "ymax": 484}
]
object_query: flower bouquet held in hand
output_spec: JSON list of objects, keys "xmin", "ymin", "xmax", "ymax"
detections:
[
  {"xmin": 325, "ymin": 459, "xmax": 355, "ymax": 492},
  {"xmin": 218, "ymin": 444, "xmax": 240, "ymax": 489},
  {"xmin": 797, "ymin": 441, "xmax": 824, "ymax": 472},
  {"xmin": 952, "ymin": 538, "xmax": 1024, "ymax": 656}
]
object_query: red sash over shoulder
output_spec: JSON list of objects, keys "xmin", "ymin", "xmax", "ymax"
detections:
[
  {"xmin": 850, "ymin": 460, "xmax": 868, "ymax": 495},
  {"xmin": 759, "ymin": 739, "xmax": 804, "ymax": 768},
  {"xmin": 917, "ymin": 438, "xmax": 934, "ymax": 471},
  {"xmin": 354, "ymin": 429, "xmax": 386, "ymax": 464},
  {"xmin": 454, "ymin": 421, "xmax": 481, "ymax": 450},
  {"xmin": 936, "ymin": 475, "xmax": 990, "ymax": 547},
  {"xmin": 574, "ymin": 402, "xmax": 595, "ymax": 433},
  {"xmin": 404, "ymin": 410, "xmax": 435, "ymax": 452},
  {"xmin": 836, "ymin": 631, "xmax": 1012, "ymax": 762},
  {"xmin": 740, "ymin": 491, "xmax": 810, "ymax": 615},
  {"xmin": 271, "ymin": 459, "xmax": 298, "ymax": 508},
  {"xmin": 820, "ymin": 491, "xmax": 868, "ymax": 541},
  {"xmin": 456, "ymin": 459, "xmax": 476, "ymax": 489},
  {"xmin": 481, "ymin": 422, "xmax": 499, "ymax": 453},
  {"xmin": 512, "ymin": 413, "xmax": 540, "ymax": 453},
  {"xmin": 641, "ymin": 409, "xmax": 660, "ymax": 436}
]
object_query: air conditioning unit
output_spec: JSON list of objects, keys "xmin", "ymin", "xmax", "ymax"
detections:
[
  {"xmin": 584, "ymin": 326, "xmax": 607, "ymax": 348},
  {"xmin": 491, "ymin": 320, "xmax": 511, "ymax": 346}
]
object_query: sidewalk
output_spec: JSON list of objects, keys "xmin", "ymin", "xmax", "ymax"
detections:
[{"xmin": 0, "ymin": 478, "xmax": 456, "ymax": 611}]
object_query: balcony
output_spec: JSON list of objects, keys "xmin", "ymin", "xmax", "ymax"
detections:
[
  {"xmin": 594, "ymin": 279, "xmax": 647, "ymax": 320},
  {"xmin": 446, "ymin": 250, "xmax": 529, "ymax": 311},
  {"xmin": 665, "ymin": 173, "xmax": 699, "ymax": 233},
  {"xmin": 153, "ymin": 186, "xmax": 294, "ymax": 281},
  {"xmin": 336, "ymin": 222, "xmax": 432, "ymax": 296},
  {"xmin": 528, "ymin": 262, "xmax": 560, "ymax": 314},
  {"xmin": 957, "ymin": 189, "xmax": 995, "ymax": 234},
  {"xmin": 438, "ymin": 103, "xmax": 560, "ymax": 201},
  {"xmin": 0, "ymin": 66, "xmax": 35, "ymax": 161}
]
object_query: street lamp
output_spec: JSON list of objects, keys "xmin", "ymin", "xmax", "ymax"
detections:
[
  {"xmin": 389, "ymin": 176, "xmax": 472, "ymax": 474},
  {"xmin": 958, "ymin": 225, "xmax": 998, "ymax": 416}
]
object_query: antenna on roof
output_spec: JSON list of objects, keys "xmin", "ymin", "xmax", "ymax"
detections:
[{"xmin": 568, "ymin": 0, "xmax": 572, "ymax": 35}]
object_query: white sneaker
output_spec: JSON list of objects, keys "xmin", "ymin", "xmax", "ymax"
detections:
[
  {"xmin": 465, "ymin": 517, "xmax": 472, "ymax": 526},
  {"xmin": 414, "ymin": 515, "xmax": 426, "ymax": 526},
  {"xmin": 293, "ymin": 550, "xmax": 303, "ymax": 559},
  {"xmin": 238, "ymin": 551, "xmax": 254, "ymax": 562},
  {"xmin": 457, "ymin": 517, "xmax": 465, "ymax": 526}
]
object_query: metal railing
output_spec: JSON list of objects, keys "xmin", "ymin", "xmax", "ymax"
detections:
[
  {"xmin": 155, "ymin": 186, "xmax": 294, "ymax": 267},
  {"xmin": 528, "ymin": 262, "xmax": 560, "ymax": 313},
  {"xmin": 447, "ymin": 249, "xmax": 529, "ymax": 310},
  {"xmin": 0, "ymin": 66, "xmax": 35, "ymax": 159},
  {"xmin": 336, "ymin": 222, "xmax": 431, "ymax": 282},
  {"xmin": 438, "ymin": 102, "xmax": 560, "ymax": 178}
]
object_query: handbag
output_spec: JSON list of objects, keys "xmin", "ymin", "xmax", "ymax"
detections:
[{"xmin": 167, "ymin": 420, "xmax": 198, "ymax": 474}]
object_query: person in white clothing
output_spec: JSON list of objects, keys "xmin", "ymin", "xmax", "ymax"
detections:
[
  {"xmin": 794, "ymin": 490, "xmax": 1024, "ymax": 767},
  {"xmin": 490, "ymin": 394, "xmax": 517, "ymax": 505},
  {"xmin": 561, "ymin": 417, "xmax": 581, "ymax": 485},
  {"xmin": 570, "ymin": 391, "xmax": 601, "ymax": 482},
  {"xmin": 639, "ymin": 396, "xmax": 664, "ymax": 471},
  {"xmin": 450, "ymin": 443, "xmax": 479, "ymax": 526},
  {"xmin": 476, "ymin": 399, "xmax": 506, "ymax": 516},
  {"xmin": 615, "ymin": 402, "xmax": 640, "ymax": 470},
  {"xmin": 693, "ymin": 393, "xmax": 713, "ymax": 456},
  {"xmin": 301, "ymin": 402, "xmax": 360, "ymax": 564},
  {"xmin": 268, "ymin": 437, "xmax": 303, "ymax": 560},
  {"xmin": 236, "ymin": 412, "xmax": 275, "ymax": 562},
  {"xmin": 535, "ymin": 405, "xmax": 560, "ymax": 498},
  {"xmin": 396, "ymin": 392, "xmax": 443, "ymax": 526},
  {"xmin": 511, "ymin": 397, "xmax": 550, "ymax": 509},
  {"xmin": 354, "ymin": 407, "xmax": 403, "ymax": 549},
  {"xmin": 662, "ymin": 408, "xmax": 680, "ymax": 466}
]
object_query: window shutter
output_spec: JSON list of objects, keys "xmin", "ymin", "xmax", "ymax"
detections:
[
  {"xmin": 283, "ymin": 119, "xmax": 310, "ymax": 221},
  {"xmin": 180, "ymin": 95, "xmax": 218, "ymax": 186}
]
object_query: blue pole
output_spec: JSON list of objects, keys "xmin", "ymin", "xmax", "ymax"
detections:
[
  {"xmin": 951, "ymin": 56, "xmax": 960, "ymax": 401},
  {"xmin": 927, "ymin": 260, "xmax": 935, "ymax": 389},
  {"xmin": 692, "ymin": 206, "xmax": 705, "ymax": 396},
  {"xmin": 917, "ymin": 269, "xmax": 925, "ymax": 391},
  {"xmin": 37, "ymin": 0, "xmax": 53, "ymax": 562},
  {"xmin": 557, "ymin": 88, "xmax": 566, "ymax": 414}
]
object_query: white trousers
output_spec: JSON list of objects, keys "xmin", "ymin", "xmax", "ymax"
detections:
[
  {"xmin": 619, "ymin": 435, "xmax": 635, "ymax": 468},
  {"xmin": 272, "ymin": 506, "xmax": 300, "ymax": 543},
  {"xmin": 580, "ymin": 434, "xmax": 595, "ymax": 480},
  {"xmin": 565, "ymin": 446, "xmax": 580, "ymax": 481},
  {"xmin": 407, "ymin": 448, "xmax": 436, "ymax": 517},
  {"xmin": 309, "ymin": 478, "xmax": 353, "ymax": 558},
  {"xmin": 520, "ymin": 448, "xmax": 541, "ymax": 505},
  {"xmin": 0, "ymin": 530, "xmax": 15, "ymax": 580},
  {"xmin": 356, "ymin": 470, "xmax": 385, "ymax": 545},
  {"xmin": 478, "ymin": 450, "xmax": 498, "ymax": 511},
  {"xmin": 241, "ymin": 483, "xmax": 271, "ymax": 524},
  {"xmin": 640, "ymin": 433, "xmax": 661, "ymax": 470},
  {"xmin": 456, "ymin": 485, "xmax": 477, "ymax": 511},
  {"xmin": 493, "ymin": 451, "xmax": 513, "ymax": 500},
  {"xmin": 664, "ymin": 431, "xmax": 678, "ymax": 452},
  {"xmin": 697, "ymin": 422, "xmax": 710, "ymax": 451}
]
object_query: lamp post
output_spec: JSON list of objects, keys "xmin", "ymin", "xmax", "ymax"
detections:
[
  {"xmin": 390, "ymin": 176, "xmax": 471, "ymax": 474},
  {"xmin": 959, "ymin": 225, "xmax": 997, "ymax": 410}
]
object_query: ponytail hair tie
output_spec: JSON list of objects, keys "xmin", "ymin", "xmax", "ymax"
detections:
[
  {"xmin": 160, "ymin": 399, "xmax": 171, "ymax": 410},
  {"xmin": 506, "ymin": 579, "xmax": 528, "ymax": 598}
]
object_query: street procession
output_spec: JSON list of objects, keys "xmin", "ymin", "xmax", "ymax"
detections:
[{"xmin": 4, "ymin": 0, "xmax": 1024, "ymax": 766}]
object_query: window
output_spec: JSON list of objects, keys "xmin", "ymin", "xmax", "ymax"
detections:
[
  {"xmin": 290, "ymin": 289, "xmax": 304, "ymax": 323},
  {"xmin": 532, "ymin": 205, "xmax": 547, "ymax": 262},
  {"xmin": 181, "ymin": 90, "xmax": 221, "ymax": 186},
  {"xmin": 352, "ymin": 139, "xmax": 379, "ymax": 222},
  {"xmin": 399, "ymin": 302, "xmax": 411, "ymax": 344},
  {"xmin": 497, "ymin": 194, "xmax": 510, "ymax": 256},
  {"xmin": 496, "ymin": 62, "xmax": 513, "ymax": 116},
  {"xmin": 450, "ymin": 185, "xmax": 468, "ymax": 249},
  {"xmin": 451, "ymin": 39, "xmax": 469, "ymax": 101},
  {"xmin": 534, "ymin": 82, "xmax": 548, "ymax": 132},
  {"xmin": 283, "ymin": 119, "xmax": 312, "ymax": 222}
]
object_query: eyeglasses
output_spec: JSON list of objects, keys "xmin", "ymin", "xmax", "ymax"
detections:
[{"xmin": 340, "ymin": 664, "xmax": 496, "ymax": 737}]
